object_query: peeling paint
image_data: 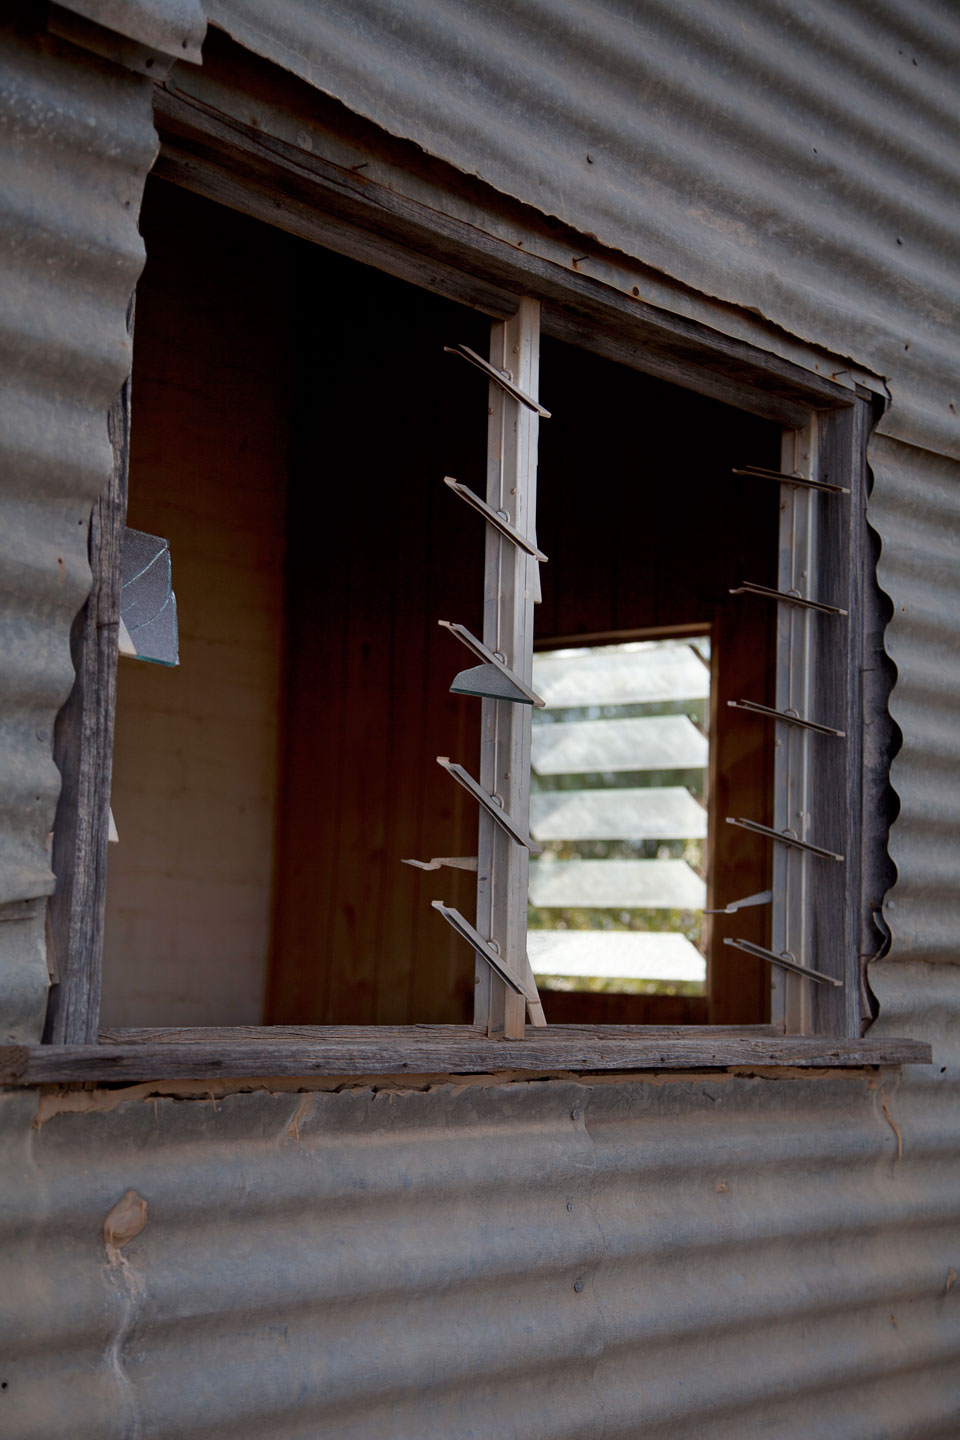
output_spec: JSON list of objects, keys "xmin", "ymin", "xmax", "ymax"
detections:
[
  {"xmin": 104, "ymin": 1189, "xmax": 148, "ymax": 1263},
  {"xmin": 879, "ymin": 1087, "xmax": 905, "ymax": 1162},
  {"xmin": 102, "ymin": 1192, "xmax": 148, "ymax": 1440}
]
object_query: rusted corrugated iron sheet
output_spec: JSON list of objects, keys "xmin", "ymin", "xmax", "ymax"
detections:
[
  {"xmin": 0, "ymin": 21, "xmax": 156, "ymax": 1038},
  {"xmin": 2, "ymin": 1029, "xmax": 958, "ymax": 1439}
]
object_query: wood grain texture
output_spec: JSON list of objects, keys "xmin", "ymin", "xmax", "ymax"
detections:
[
  {"xmin": 266, "ymin": 256, "xmax": 488, "ymax": 1026},
  {"xmin": 101, "ymin": 1023, "xmax": 782, "ymax": 1043},
  {"xmin": 706, "ymin": 597, "xmax": 776, "ymax": 1025},
  {"xmin": 4, "ymin": 1030, "xmax": 931, "ymax": 1085},
  {"xmin": 44, "ymin": 326, "xmax": 131, "ymax": 1045}
]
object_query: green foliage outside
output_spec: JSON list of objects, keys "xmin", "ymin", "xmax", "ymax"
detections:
[{"xmin": 534, "ymin": 975, "xmax": 705, "ymax": 997}]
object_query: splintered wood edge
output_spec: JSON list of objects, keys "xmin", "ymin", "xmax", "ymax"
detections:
[{"xmin": 0, "ymin": 1033, "xmax": 932, "ymax": 1085}]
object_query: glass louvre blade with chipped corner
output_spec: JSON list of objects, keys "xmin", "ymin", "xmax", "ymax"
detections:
[
  {"xmin": 449, "ymin": 661, "xmax": 535, "ymax": 705},
  {"xmin": 528, "ymin": 637, "xmax": 711, "ymax": 996},
  {"xmin": 119, "ymin": 527, "xmax": 179, "ymax": 667}
]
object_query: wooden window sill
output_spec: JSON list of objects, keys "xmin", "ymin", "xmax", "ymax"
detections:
[{"xmin": 0, "ymin": 1026, "xmax": 931, "ymax": 1085}]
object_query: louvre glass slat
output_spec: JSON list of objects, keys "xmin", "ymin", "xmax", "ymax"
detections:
[{"xmin": 532, "ymin": 714, "xmax": 707, "ymax": 775}]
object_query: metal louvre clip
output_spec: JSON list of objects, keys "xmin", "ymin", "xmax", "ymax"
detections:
[
  {"xmin": 723, "ymin": 936, "xmax": 843, "ymax": 988},
  {"xmin": 401, "ymin": 856, "xmax": 478, "ymax": 872},
  {"xmin": 726, "ymin": 816, "xmax": 844, "ymax": 863},
  {"xmin": 729, "ymin": 581, "xmax": 847, "ymax": 617},
  {"xmin": 732, "ymin": 464, "xmax": 849, "ymax": 496},
  {"xmin": 444, "ymin": 343, "xmax": 552, "ymax": 418},
  {"xmin": 728, "ymin": 698, "xmax": 845, "ymax": 738},
  {"xmin": 444, "ymin": 477, "xmax": 548, "ymax": 561},
  {"xmin": 704, "ymin": 889, "xmax": 772, "ymax": 916},
  {"xmin": 431, "ymin": 902, "xmax": 537, "ymax": 1001},
  {"xmin": 439, "ymin": 620, "xmax": 545, "ymax": 707},
  {"xmin": 437, "ymin": 757, "xmax": 541, "ymax": 853}
]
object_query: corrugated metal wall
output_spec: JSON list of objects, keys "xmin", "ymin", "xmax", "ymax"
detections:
[
  {"xmin": 1, "ymin": 3, "xmax": 959, "ymax": 1436},
  {"xmin": 0, "ymin": 19, "xmax": 155, "ymax": 1039},
  {"xmin": 2, "ymin": 1040, "xmax": 958, "ymax": 1439},
  {"xmin": 870, "ymin": 436, "xmax": 960, "ymax": 963},
  {"xmin": 207, "ymin": 0, "xmax": 960, "ymax": 460}
]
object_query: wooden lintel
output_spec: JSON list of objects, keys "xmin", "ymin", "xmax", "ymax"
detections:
[
  {"xmin": 1, "ymin": 1030, "xmax": 931, "ymax": 1085},
  {"xmin": 151, "ymin": 85, "xmax": 854, "ymax": 428}
]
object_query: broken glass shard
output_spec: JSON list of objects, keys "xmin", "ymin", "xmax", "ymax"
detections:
[
  {"xmin": 450, "ymin": 662, "xmax": 534, "ymax": 705},
  {"xmin": 119, "ymin": 527, "xmax": 179, "ymax": 667}
]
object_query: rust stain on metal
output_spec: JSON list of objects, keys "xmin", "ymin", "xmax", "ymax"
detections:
[
  {"xmin": 25, "ymin": 1064, "xmax": 886, "ymax": 1131},
  {"xmin": 285, "ymin": 1093, "xmax": 317, "ymax": 1141},
  {"xmin": 104, "ymin": 1190, "xmax": 148, "ymax": 1265},
  {"xmin": 879, "ymin": 1087, "xmax": 904, "ymax": 1161}
]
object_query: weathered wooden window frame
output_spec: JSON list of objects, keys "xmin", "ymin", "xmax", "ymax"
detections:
[{"xmin": 5, "ymin": 80, "xmax": 931, "ymax": 1085}]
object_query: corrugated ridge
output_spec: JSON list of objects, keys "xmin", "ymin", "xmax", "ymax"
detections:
[
  {"xmin": 208, "ymin": 0, "xmax": 960, "ymax": 459},
  {"xmin": 2, "ymin": 1063, "xmax": 958, "ymax": 1439},
  {"xmin": 0, "ymin": 24, "xmax": 153, "ymax": 1035},
  {"xmin": 55, "ymin": 0, "xmax": 207, "ymax": 64}
]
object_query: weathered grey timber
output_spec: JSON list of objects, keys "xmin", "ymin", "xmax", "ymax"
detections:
[
  {"xmin": 0, "ymin": 1029, "xmax": 931, "ymax": 1084},
  {"xmin": 44, "ymin": 369, "xmax": 130, "ymax": 1046}
]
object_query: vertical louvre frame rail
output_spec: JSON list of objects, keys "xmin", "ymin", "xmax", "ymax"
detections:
[
  {"xmin": 475, "ymin": 300, "xmax": 545, "ymax": 1037},
  {"xmin": 737, "ymin": 424, "xmax": 812, "ymax": 1033},
  {"xmin": 774, "ymin": 424, "xmax": 822, "ymax": 1033},
  {"xmin": 754, "ymin": 417, "xmax": 861, "ymax": 1036}
]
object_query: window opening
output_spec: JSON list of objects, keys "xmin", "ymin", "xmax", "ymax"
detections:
[
  {"xmin": 100, "ymin": 180, "xmax": 493, "ymax": 1029},
  {"xmin": 530, "ymin": 337, "xmax": 782, "ymax": 1027},
  {"xmin": 527, "ymin": 635, "xmax": 711, "ymax": 1001},
  {"xmin": 73, "ymin": 171, "xmax": 870, "ymax": 1051}
]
